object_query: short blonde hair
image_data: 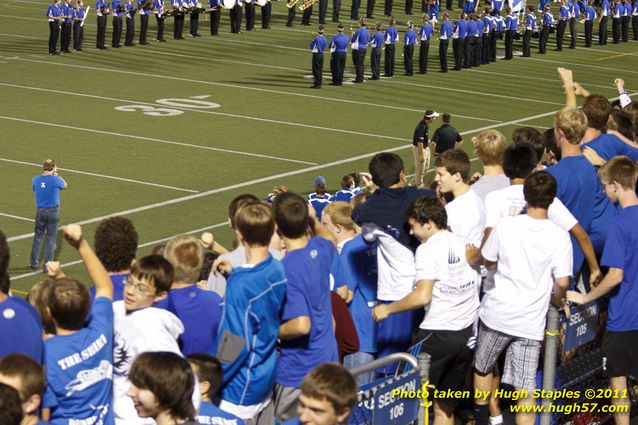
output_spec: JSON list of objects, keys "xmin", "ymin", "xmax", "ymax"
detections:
[
  {"xmin": 554, "ymin": 107, "xmax": 588, "ymax": 145},
  {"xmin": 472, "ymin": 130, "xmax": 507, "ymax": 166},
  {"xmin": 164, "ymin": 235, "xmax": 203, "ymax": 284},
  {"xmin": 322, "ymin": 202, "xmax": 355, "ymax": 231}
]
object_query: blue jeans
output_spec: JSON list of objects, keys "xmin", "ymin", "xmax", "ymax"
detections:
[
  {"xmin": 29, "ymin": 206, "xmax": 59, "ymax": 269},
  {"xmin": 343, "ymin": 351, "xmax": 376, "ymax": 386}
]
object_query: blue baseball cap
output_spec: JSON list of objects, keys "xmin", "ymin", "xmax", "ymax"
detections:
[{"xmin": 314, "ymin": 176, "xmax": 327, "ymax": 185}]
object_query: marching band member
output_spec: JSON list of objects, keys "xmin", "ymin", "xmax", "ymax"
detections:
[
  {"xmin": 351, "ymin": 17, "xmax": 370, "ymax": 83},
  {"xmin": 230, "ymin": 0, "xmax": 242, "ymax": 33},
  {"xmin": 492, "ymin": 9, "xmax": 503, "ymax": 61},
  {"xmin": 452, "ymin": 12, "xmax": 467, "ymax": 70},
  {"xmin": 556, "ymin": 0, "xmax": 569, "ymax": 50},
  {"xmin": 172, "ymin": 0, "xmax": 185, "ymax": 39},
  {"xmin": 439, "ymin": 12, "xmax": 452, "ymax": 72},
  {"xmin": 482, "ymin": 6, "xmax": 493, "ymax": 63},
  {"xmin": 350, "ymin": 0, "xmax": 359, "ymax": 20},
  {"xmin": 522, "ymin": 5, "xmax": 536, "ymax": 56},
  {"xmin": 418, "ymin": 13, "xmax": 433, "ymax": 73},
  {"xmin": 429, "ymin": 0, "xmax": 439, "ymax": 25},
  {"xmin": 503, "ymin": 6, "xmax": 517, "ymax": 59},
  {"xmin": 568, "ymin": 0, "xmax": 579, "ymax": 48},
  {"xmin": 538, "ymin": 3, "xmax": 553, "ymax": 53},
  {"xmin": 138, "ymin": 0, "xmax": 151, "ymax": 44},
  {"xmin": 632, "ymin": 0, "xmax": 638, "ymax": 40},
  {"xmin": 329, "ymin": 23, "xmax": 349, "ymax": 84},
  {"xmin": 403, "ymin": 21, "xmax": 417, "ymax": 75},
  {"xmin": 188, "ymin": 0, "xmax": 201, "ymax": 37},
  {"xmin": 152, "ymin": 0, "xmax": 166, "ymax": 41},
  {"xmin": 60, "ymin": 0, "xmax": 73, "ymax": 53},
  {"xmin": 208, "ymin": 0, "xmax": 221, "ymax": 34},
  {"xmin": 286, "ymin": 0, "xmax": 296, "ymax": 26},
  {"xmin": 474, "ymin": 12, "xmax": 484, "ymax": 66},
  {"xmin": 369, "ymin": 21, "xmax": 384, "ymax": 80},
  {"xmin": 464, "ymin": 13, "xmax": 474, "ymax": 68},
  {"xmin": 599, "ymin": 0, "xmax": 610, "ymax": 43},
  {"xmin": 612, "ymin": 0, "xmax": 622, "ymax": 43},
  {"xmin": 95, "ymin": 0, "xmax": 108, "ymax": 48},
  {"xmin": 490, "ymin": 0, "xmax": 503, "ymax": 12},
  {"xmin": 584, "ymin": 0, "xmax": 596, "ymax": 46},
  {"xmin": 383, "ymin": 17, "xmax": 398, "ymax": 77},
  {"xmin": 124, "ymin": 0, "xmax": 136, "ymax": 45},
  {"xmin": 260, "ymin": 0, "xmax": 271, "ymax": 28},
  {"xmin": 318, "ymin": 0, "xmax": 327, "ymax": 24},
  {"xmin": 72, "ymin": 0, "xmax": 85, "ymax": 51},
  {"xmin": 111, "ymin": 0, "xmax": 123, "ymax": 47},
  {"xmin": 622, "ymin": 0, "xmax": 631, "ymax": 41},
  {"xmin": 245, "ymin": 0, "xmax": 255, "ymax": 31},
  {"xmin": 46, "ymin": 0, "xmax": 62, "ymax": 54},
  {"xmin": 310, "ymin": 25, "xmax": 327, "ymax": 88},
  {"xmin": 301, "ymin": 0, "xmax": 313, "ymax": 25}
]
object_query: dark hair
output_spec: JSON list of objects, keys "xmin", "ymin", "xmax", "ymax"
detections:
[
  {"xmin": 341, "ymin": 174, "xmax": 355, "ymax": 189},
  {"xmin": 0, "ymin": 354, "xmax": 46, "ymax": 402},
  {"xmin": 512, "ymin": 127, "xmax": 544, "ymax": 164},
  {"xmin": 503, "ymin": 143, "xmax": 538, "ymax": 179},
  {"xmin": 523, "ymin": 172, "xmax": 557, "ymax": 210},
  {"xmin": 49, "ymin": 278, "xmax": 91, "ymax": 330},
  {"xmin": 369, "ymin": 153, "xmax": 404, "ymax": 188},
  {"xmin": 300, "ymin": 363, "xmax": 358, "ymax": 415},
  {"xmin": 0, "ymin": 383, "xmax": 23, "ymax": 425},
  {"xmin": 129, "ymin": 352, "xmax": 196, "ymax": 420},
  {"xmin": 94, "ymin": 217, "xmax": 138, "ymax": 273},
  {"xmin": 610, "ymin": 109, "xmax": 634, "ymax": 140},
  {"xmin": 349, "ymin": 172, "xmax": 361, "ymax": 187},
  {"xmin": 441, "ymin": 113, "xmax": 451, "ymax": 124},
  {"xmin": 542, "ymin": 128, "xmax": 561, "ymax": 162},
  {"xmin": 405, "ymin": 197, "xmax": 447, "ymax": 229},
  {"xmin": 187, "ymin": 354, "xmax": 223, "ymax": 401},
  {"xmin": 234, "ymin": 201, "xmax": 275, "ymax": 247},
  {"xmin": 0, "ymin": 231, "xmax": 9, "ymax": 295},
  {"xmin": 228, "ymin": 194, "xmax": 260, "ymax": 228},
  {"xmin": 435, "ymin": 149, "xmax": 471, "ymax": 182},
  {"xmin": 197, "ymin": 251, "xmax": 219, "ymax": 282},
  {"xmin": 272, "ymin": 192, "xmax": 311, "ymax": 239},
  {"xmin": 42, "ymin": 159, "xmax": 56, "ymax": 172},
  {"xmin": 582, "ymin": 94, "xmax": 612, "ymax": 130},
  {"xmin": 130, "ymin": 255, "xmax": 174, "ymax": 293}
]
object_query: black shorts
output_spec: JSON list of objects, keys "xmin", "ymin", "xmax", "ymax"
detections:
[
  {"xmin": 602, "ymin": 329, "xmax": 638, "ymax": 378},
  {"xmin": 416, "ymin": 326, "xmax": 473, "ymax": 407}
]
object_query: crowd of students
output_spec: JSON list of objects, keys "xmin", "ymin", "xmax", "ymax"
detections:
[{"xmin": 1, "ymin": 67, "xmax": 638, "ymax": 425}]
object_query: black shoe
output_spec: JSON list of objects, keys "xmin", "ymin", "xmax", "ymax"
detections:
[
  {"xmin": 418, "ymin": 71, "xmax": 425, "ymax": 74},
  {"xmin": 140, "ymin": 41, "xmax": 150, "ymax": 45},
  {"xmin": 403, "ymin": 73, "xmax": 413, "ymax": 76},
  {"xmin": 158, "ymin": 39, "xmax": 167, "ymax": 42},
  {"xmin": 194, "ymin": 33, "xmax": 201, "ymax": 36},
  {"xmin": 286, "ymin": 23, "xmax": 294, "ymax": 26},
  {"xmin": 439, "ymin": 69, "xmax": 448, "ymax": 72},
  {"xmin": 310, "ymin": 85, "xmax": 321, "ymax": 88}
]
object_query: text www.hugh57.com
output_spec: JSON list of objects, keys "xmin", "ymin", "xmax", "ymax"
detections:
[{"xmin": 510, "ymin": 403, "xmax": 629, "ymax": 415}]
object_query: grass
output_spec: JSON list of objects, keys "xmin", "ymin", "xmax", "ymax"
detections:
[{"xmin": 1, "ymin": 0, "xmax": 637, "ymax": 294}]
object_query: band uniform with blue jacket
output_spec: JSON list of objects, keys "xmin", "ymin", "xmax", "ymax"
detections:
[
  {"xmin": 522, "ymin": 5, "xmax": 536, "ymax": 56},
  {"xmin": 310, "ymin": 26, "xmax": 327, "ymax": 88},
  {"xmin": 368, "ymin": 22, "xmax": 383, "ymax": 80},
  {"xmin": 383, "ymin": 18, "xmax": 399, "ymax": 77},
  {"xmin": 504, "ymin": 7, "xmax": 517, "ymax": 59},
  {"xmin": 539, "ymin": 4, "xmax": 553, "ymax": 53},
  {"xmin": 60, "ymin": 0, "xmax": 73, "ymax": 53},
  {"xmin": 351, "ymin": 18, "xmax": 370, "ymax": 83},
  {"xmin": 207, "ymin": 0, "xmax": 221, "ymax": 35},
  {"xmin": 439, "ymin": 13, "xmax": 452, "ymax": 72},
  {"xmin": 172, "ymin": 0, "xmax": 186, "ymax": 39},
  {"xmin": 124, "ymin": 0, "xmax": 136, "ymax": 46},
  {"xmin": 95, "ymin": 0, "xmax": 109, "ymax": 49},
  {"xmin": 152, "ymin": 0, "xmax": 166, "ymax": 41},
  {"xmin": 138, "ymin": 0, "xmax": 151, "ymax": 44},
  {"xmin": 72, "ymin": 0, "xmax": 85, "ymax": 51},
  {"xmin": 329, "ymin": 24, "xmax": 349, "ymax": 85},
  {"xmin": 584, "ymin": 0, "xmax": 596, "ymax": 46},
  {"xmin": 46, "ymin": 0, "xmax": 62, "ymax": 54},
  {"xmin": 418, "ymin": 14, "xmax": 432, "ymax": 73},
  {"xmin": 111, "ymin": 0, "xmax": 123, "ymax": 47},
  {"xmin": 403, "ymin": 21, "xmax": 417, "ymax": 76}
]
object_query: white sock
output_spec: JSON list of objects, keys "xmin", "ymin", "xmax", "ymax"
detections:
[{"xmin": 490, "ymin": 415, "xmax": 504, "ymax": 425}]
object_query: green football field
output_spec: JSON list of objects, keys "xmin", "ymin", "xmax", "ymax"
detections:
[{"xmin": 1, "ymin": 0, "xmax": 637, "ymax": 294}]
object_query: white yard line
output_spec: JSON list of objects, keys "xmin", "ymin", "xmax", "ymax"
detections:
[
  {"xmin": 0, "ymin": 212, "xmax": 35, "ymax": 222},
  {"xmin": 0, "ymin": 157, "xmax": 200, "ymax": 193}
]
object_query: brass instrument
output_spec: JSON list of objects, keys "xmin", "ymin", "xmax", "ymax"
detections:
[
  {"xmin": 286, "ymin": 0, "xmax": 297, "ymax": 8},
  {"xmin": 299, "ymin": 0, "xmax": 317, "ymax": 10}
]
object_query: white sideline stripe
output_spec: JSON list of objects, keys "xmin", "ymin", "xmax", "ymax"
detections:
[
  {"xmin": 10, "ymin": 221, "xmax": 229, "ymax": 281},
  {"xmin": 5, "ymin": 107, "xmax": 571, "ymax": 244},
  {"xmin": 18, "ymin": 56, "xmax": 503, "ymax": 124},
  {"xmin": 0, "ymin": 32, "xmax": 39, "ymax": 39},
  {"xmin": 0, "ymin": 212, "xmax": 35, "ymax": 223},
  {"xmin": 524, "ymin": 57, "xmax": 638, "ymax": 75},
  {"xmin": 0, "ymin": 156, "xmax": 200, "ymax": 193}
]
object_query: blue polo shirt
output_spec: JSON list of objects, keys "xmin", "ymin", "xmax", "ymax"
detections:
[
  {"xmin": 384, "ymin": 26, "xmax": 399, "ymax": 44},
  {"xmin": 329, "ymin": 32, "xmax": 349, "ymax": 52},
  {"xmin": 440, "ymin": 19, "xmax": 452, "ymax": 38},
  {"xmin": 310, "ymin": 35, "xmax": 327, "ymax": 53},
  {"xmin": 582, "ymin": 133, "xmax": 638, "ymax": 162},
  {"xmin": 46, "ymin": 3, "xmax": 61, "ymax": 19},
  {"xmin": 351, "ymin": 27, "xmax": 370, "ymax": 49},
  {"xmin": 419, "ymin": 22, "xmax": 433, "ymax": 40},
  {"xmin": 370, "ymin": 31, "xmax": 384, "ymax": 47},
  {"xmin": 404, "ymin": 29, "xmax": 417, "ymax": 45},
  {"xmin": 467, "ymin": 19, "xmax": 478, "ymax": 36},
  {"xmin": 32, "ymin": 175, "xmax": 65, "ymax": 208}
]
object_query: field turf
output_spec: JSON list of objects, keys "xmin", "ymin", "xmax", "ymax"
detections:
[{"xmin": 1, "ymin": 0, "xmax": 637, "ymax": 293}]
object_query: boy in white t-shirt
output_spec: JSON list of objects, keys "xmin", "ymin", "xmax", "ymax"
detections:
[
  {"xmin": 373, "ymin": 197, "xmax": 480, "ymax": 425},
  {"xmin": 434, "ymin": 149, "xmax": 485, "ymax": 246},
  {"xmin": 473, "ymin": 172, "xmax": 572, "ymax": 425}
]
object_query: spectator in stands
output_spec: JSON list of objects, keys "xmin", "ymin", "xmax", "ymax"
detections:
[
  {"xmin": 213, "ymin": 201, "xmax": 286, "ymax": 424},
  {"xmin": 127, "ymin": 352, "xmax": 199, "ymax": 425},
  {"xmin": 352, "ymin": 153, "xmax": 434, "ymax": 375},
  {"xmin": 512, "ymin": 126, "xmax": 545, "ymax": 167},
  {"xmin": 474, "ymin": 172, "xmax": 572, "ymax": 425},
  {"xmin": 373, "ymin": 197, "xmax": 480, "ymax": 425},
  {"xmin": 111, "ymin": 254, "xmax": 183, "ymax": 425},
  {"xmin": 26, "ymin": 279, "xmax": 56, "ymax": 337},
  {"xmin": 321, "ymin": 202, "xmax": 357, "ymax": 300},
  {"xmin": 164, "ymin": 234, "xmax": 223, "ymax": 355},
  {"xmin": 283, "ymin": 363, "xmax": 358, "ymax": 425},
  {"xmin": 272, "ymin": 192, "xmax": 338, "ymax": 421},
  {"xmin": 469, "ymin": 130, "xmax": 509, "ymax": 200},
  {"xmin": 41, "ymin": 224, "xmax": 114, "ymax": 424},
  {"xmin": 332, "ymin": 175, "xmax": 357, "ymax": 203},
  {"xmin": 0, "ymin": 231, "xmax": 44, "ymax": 363},
  {"xmin": 567, "ymin": 156, "xmax": 638, "ymax": 425},
  {"xmin": 92, "ymin": 216, "xmax": 138, "ymax": 301},
  {"xmin": 205, "ymin": 194, "xmax": 282, "ymax": 297},
  {"xmin": 431, "ymin": 113, "xmax": 463, "ymax": 157},
  {"xmin": 434, "ymin": 149, "xmax": 485, "ymax": 246},
  {"xmin": 308, "ymin": 176, "xmax": 333, "ymax": 220},
  {"xmin": 542, "ymin": 128, "xmax": 561, "ymax": 166},
  {"xmin": 0, "ymin": 383, "xmax": 23, "ymax": 425},
  {"xmin": 0, "ymin": 354, "xmax": 47, "ymax": 425},
  {"xmin": 187, "ymin": 354, "xmax": 243, "ymax": 425}
]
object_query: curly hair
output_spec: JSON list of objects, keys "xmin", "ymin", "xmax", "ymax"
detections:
[{"xmin": 94, "ymin": 217, "xmax": 138, "ymax": 272}]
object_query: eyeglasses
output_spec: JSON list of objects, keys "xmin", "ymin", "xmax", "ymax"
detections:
[{"xmin": 123, "ymin": 278, "xmax": 150, "ymax": 295}]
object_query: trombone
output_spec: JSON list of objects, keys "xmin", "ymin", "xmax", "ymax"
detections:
[
  {"xmin": 286, "ymin": 0, "xmax": 298, "ymax": 8},
  {"xmin": 299, "ymin": 0, "xmax": 317, "ymax": 10}
]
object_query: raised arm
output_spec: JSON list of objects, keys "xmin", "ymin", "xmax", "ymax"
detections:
[{"xmin": 64, "ymin": 224, "xmax": 113, "ymax": 300}]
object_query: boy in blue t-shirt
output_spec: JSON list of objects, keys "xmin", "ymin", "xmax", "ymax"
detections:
[
  {"xmin": 41, "ymin": 224, "xmax": 114, "ymax": 425},
  {"xmin": 308, "ymin": 176, "xmax": 333, "ymax": 221},
  {"xmin": 567, "ymin": 156, "xmax": 638, "ymax": 422},
  {"xmin": 187, "ymin": 354, "xmax": 244, "ymax": 425},
  {"xmin": 272, "ymin": 192, "xmax": 339, "ymax": 422},
  {"xmin": 164, "ymin": 234, "xmax": 223, "ymax": 356},
  {"xmin": 213, "ymin": 201, "xmax": 287, "ymax": 423}
]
